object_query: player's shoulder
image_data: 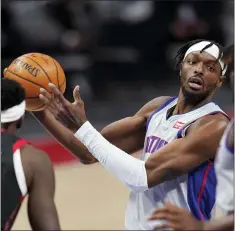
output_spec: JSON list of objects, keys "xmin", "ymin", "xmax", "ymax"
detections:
[
  {"xmin": 189, "ymin": 112, "xmax": 230, "ymax": 134},
  {"xmin": 226, "ymin": 119, "xmax": 234, "ymax": 150},
  {"xmin": 135, "ymin": 96, "xmax": 173, "ymax": 118},
  {"xmin": 196, "ymin": 112, "xmax": 229, "ymax": 126}
]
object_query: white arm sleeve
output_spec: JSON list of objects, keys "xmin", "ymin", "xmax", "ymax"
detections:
[{"xmin": 74, "ymin": 121, "xmax": 148, "ymax": 193}]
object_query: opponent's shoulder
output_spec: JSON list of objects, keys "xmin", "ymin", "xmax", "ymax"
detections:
[
  {"xmin": 21, "ymin": 144, "xmax": 54, "ymax": 187},
  {"xmin": 21, "ymin": 144, "xmax": 52, "ymax": 168},
  {"xmin": 135, "ymin": 96, "xmax": 172, "ymax": 118},
  {"xmin": 188, "ymin": 112, "xmax": 229, "ymax": 135}
]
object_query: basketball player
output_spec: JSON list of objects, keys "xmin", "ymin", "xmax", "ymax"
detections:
[
  {"xmin": 34, "ymin": 39, "xmax": 230, "ymax": 229},
  {"xmin": 148, "ymin": 44, "xmax": 234, "ymax": 230},
  {"xmin": 1, "ymin": 78, "xmax": 60, "ymax": 230}
]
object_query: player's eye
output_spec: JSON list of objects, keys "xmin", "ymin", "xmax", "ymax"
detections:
[
  {"xmin": 207, "ymin": 66, "xmax": 215, "ymax": 72},
  {"xmin": 188, "ymin": 60, "xmax": 197, "ymax": 65}
]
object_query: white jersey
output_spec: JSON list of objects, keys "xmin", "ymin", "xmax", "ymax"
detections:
[
  {"xmin": 125, "ymin": 97, "xmax": 228, "ymax": 230},
  {"xmin": 215, "ymin": 119, "xmax": 234, "ymax": 214}
]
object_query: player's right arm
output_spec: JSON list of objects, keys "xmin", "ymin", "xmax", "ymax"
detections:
[
  {"xmin": 149, "ymin": 201, "xmax": 234, "ymax": 231},
  {"xmin": 32, "ymin": 86, "xmax": 170, "ymax": 164},
  {"xmin": 21, "ymin": 145, "xmax": 60, "ymax": 230},
  {"xmin": 203, "ymin": 214, "xmax": 234, "ymax": 231}
]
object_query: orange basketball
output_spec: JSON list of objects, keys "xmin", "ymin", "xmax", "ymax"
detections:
[{"xmin": 4, "ymin": 53, "xmax": 66, "ymax": 111}]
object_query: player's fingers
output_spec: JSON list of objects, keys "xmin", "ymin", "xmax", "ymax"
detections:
[
  {"xmin": 40, "ymin": 88, "xmax": 53, "ymax": 100},
  {"xmin": 39, "ymin": 94, "xmax": 57, "ymax": 115},
  {"xmin": 40, "ymin": 94, "xmax": 72, "ymax": 123},
  {"xmin": 149, "ymin": 212, "xmax": 177, "ymax": 222},
  {"xmin": 165, "ymin": 201, "xmax": 182, "ymax": 213},
  {"xmin": 73, "ymin": 85, "xmax": 83, "ymax": 104},
  {"xmin": 165, "ymin": 222, "xmax": 180, "ymax": 231},
  {"xmin": 153, "ymin": 224, "xmax": 170, "ymax": 230},
  {"xmin": 150, "ymin": 208, "xmax": 169, "ymax": 218},
  {"xmin": 154, "ymin": 222, "xmax": 180, "ymax": 231},
  {"xmin": 40, "ymin": 87, "xmax": 75, "ymax": 124},
  {"xmin": 149, "ymin": 213, "xmax": 168, "ymax": 221},
  {"xmin": 39, "ymin": 88, "xmax": 58, "ymax": 110},
  {"xmin": 39, "ymin": 93, "xmax": 50, "ymax": 104},
  {"xmin": 48, "ymin": 83, "xmax": 67, "ymax": 105}
]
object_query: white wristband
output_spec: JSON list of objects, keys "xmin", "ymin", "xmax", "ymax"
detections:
[{"xmin": 74, "ymin": 121, "xmax": 148, "ymax": 193}]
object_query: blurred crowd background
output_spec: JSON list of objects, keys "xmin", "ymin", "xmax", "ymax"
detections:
[
  {"xmin": 2, "ymin": 0, "xmax": 234, "ymax": 138},
  {"xmin": 2, "ymin": 1, "xmax": 234, "ymax": 229}
]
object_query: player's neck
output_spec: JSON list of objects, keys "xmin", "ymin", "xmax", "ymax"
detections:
[
  {"xmin": 2, "ymin": 123, "xmax": 17, "ymax": 134},
  {"xmin": 174, "ymin": 90, "xmax": 213, "ymax": 115}
]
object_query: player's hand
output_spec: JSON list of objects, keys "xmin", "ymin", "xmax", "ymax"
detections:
[
  {"xmin": 148, "ymin": 201, "xmax": 204, "ymax": 230},
  {"xmin": 39, "ymin": 83, "xmax": 87, "ymax": 132}
]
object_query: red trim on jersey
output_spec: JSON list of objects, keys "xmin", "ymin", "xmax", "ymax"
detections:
[
  {"xmin": 3, "ymin": 139, "xmax": 29, "ymax": 230},
  {"xmin": 12, "ymin": 139, "xmax": 29, "ymax": 153},
  {"xmin": 3, "ymin": 196, "xmax": 25, "ymax": 231},
  {"xmin": 197, "ymin": 161, "xmax": 212, "ymax": 221}
]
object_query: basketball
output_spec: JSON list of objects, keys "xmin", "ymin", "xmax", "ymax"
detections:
[{"xmin": 4, "ymin": 53, "xmax": 66, "ymax": 111}]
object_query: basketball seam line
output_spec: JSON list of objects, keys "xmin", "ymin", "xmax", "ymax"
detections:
[
  {"xmin": 6, "ymin": 69, "xmax": 45, "ymax": 88},
  {"xmin": 59, "ymin": 78, "xmax": 66, "ymax": 88},
  {"xmin": 23, "ymin": 56, "xmax": 52, "ymax": 83},
  {"xmin": 52, "ymin": 59, "xmax": 60, "ymax": 90}
]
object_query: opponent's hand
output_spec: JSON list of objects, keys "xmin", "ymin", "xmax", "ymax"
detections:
[
  {"xmin": 148, "ymin": 201, "xmax": 204, "ymax": 230},
  {"xmin": 39, "ymin": 83, "xmax": 87, "ymax": 132}
]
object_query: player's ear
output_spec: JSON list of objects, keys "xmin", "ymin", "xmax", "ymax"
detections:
[{"xmin": 217, "ymin": 75, "xmax": 226, "ymax": 88}]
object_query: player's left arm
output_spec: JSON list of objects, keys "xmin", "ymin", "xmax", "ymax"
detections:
[
  {"xmin": 226, "ymin": 120, "xmax": 234, "ymax": 152},
  {"xmin": 146, "ymin": 113, "xmax": 229, "ymax": 187}
]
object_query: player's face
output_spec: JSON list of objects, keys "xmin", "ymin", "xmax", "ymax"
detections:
[{"xmin": 180, "ymin": 51, "xmax": 225, "ymax": 104}]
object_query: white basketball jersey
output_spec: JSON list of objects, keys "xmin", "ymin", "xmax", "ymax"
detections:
[
  {"xmin": 215, "ymin": 119, "xmax": 234, "ymax": 214},
  {"xmin": 125, "ymin": 97, "xmax": 228, "ymax": 230}
]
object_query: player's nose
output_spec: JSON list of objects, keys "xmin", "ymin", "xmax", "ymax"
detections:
[{"xmin": 193, "ymin": 62, "xmax": 204, "ymax": 76}]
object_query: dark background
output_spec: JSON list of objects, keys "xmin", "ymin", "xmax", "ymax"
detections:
[{"xmin": 2, "ymin": 0, "xmax": 234, "ymax": 139}]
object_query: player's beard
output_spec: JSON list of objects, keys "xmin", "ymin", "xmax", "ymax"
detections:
[{"xmin": 180, "ymin": 78, "xmax": 217, "ymax": 105}]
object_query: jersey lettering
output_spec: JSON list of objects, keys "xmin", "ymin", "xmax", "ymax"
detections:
[{"xmin": 145, "ymin": 135, "xmax": 168, "ymax": 153}]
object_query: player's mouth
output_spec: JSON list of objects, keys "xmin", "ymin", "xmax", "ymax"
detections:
[{"xmin": 188, "ymin": 77, "xmax": 204, "ymax": 90}]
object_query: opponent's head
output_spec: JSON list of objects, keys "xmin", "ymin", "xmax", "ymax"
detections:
[
  {"xmin": 222, "ymin": 44, "xmax": 234, "ymax": 90},
  {"xmin": 175, "ymin": 39, "xmax": 228, "ymax": 104},
  {"xmin": 1, "ymin": 78, "xmax": 26, "ymax": 132}
]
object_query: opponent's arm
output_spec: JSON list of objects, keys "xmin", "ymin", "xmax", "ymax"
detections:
[
  {"xmin": 22, "ymin": 145, "xmax": 60, "ymax": 230},
  {"xmin": 33, "ymin": 85, "xmax": 169, "ymax": 164}
]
